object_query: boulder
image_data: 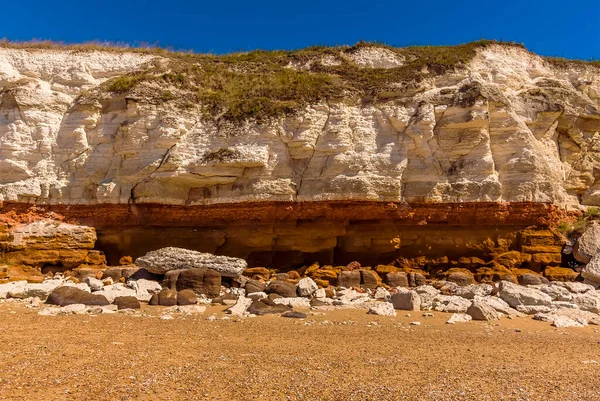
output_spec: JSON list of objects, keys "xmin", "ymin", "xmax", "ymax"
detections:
[
  {"xmin": 212, "ymin": 293, "xmax": 238, "ymax": 305},
  {"xmin": 136, "ymin": 247, "xmax": 247, "ymax": 277},
  {"xmin": 498, "ymin": 281, "xmax": 552, "ymax": 307},
  {"xmin": 517, "ymin": 273, "xmax": 549, "ymax": 286},
  {"xmin": 266, "ymin": 281, "xmax": 297, "ymax": 298},
  {"xmin": 127, "ymin": 279, "xmax": 162, "ymax": 302},
  {"xmin": 582, "ymin": 254, "xmax": 600, "ymax": 284},
  {"xmin": 47, "ymin": 286, "xmax": 109, "ymax": 307},
  {"xmin": 338, "ymin": 270, "xmax": 361, "ymax": 288},
  {"xmin": 8, "ymin": 279, "xmax": 64, "ymax": 300},
  {"xmin": 572, "ymin": 292, "xmax": 600, "ymax": 313},
  {"xmin": 385, "ymin": 272, "xmax": 408, "ymax": 288},
  {"xmin": 555, "ymin": 282, "xmax": 595, "ymax": 293},
  {"xmin": 360, "ymin": 270, "xmax": 381, "ymax": 290},
  {"xmin": 273, "ymin": 297, "xmax": 311, "ymax": 308},
  {"xmin": 244, "ymin": 279, "xmax": 266, "ymax": 294},
  {"xmin": 114, "ymin": 296, "xmax": 140, "ymax": 310},
  {"xmin": 311, "ymin": 269, "xmax": 338, "ymax": 285},
  {"xmin": 84, "ymin": 277, "xmax": 104, "ymax": 291},
  {"xmin": 127, "ymin": 268, "xmax": 163, "ymax": 282},
  {"xmin": 534, "ymin": 308, "xmax": 600, "ymax": 326},
  {"xmin": 149, "ymin": 289, "xmax": 178, "ymax": 306},
  {"xmin": 175, "ymin": 268, "xmax": 221, "ymax": 298},
  {"xmin": 101, "ymin": 267, "xmax": 125, "ymax": 282},
  {"xmin": 414, "ymin": 285, "xmax": 439, "ymax": 310},
  {"xmin": 162, "ymin": 269, "xmax": 183, "ymax": 290},
  {"xmin": 475, "ymin": 295, "xmax": 520, "ymax": 315},
  {"xmin": 226, "ymin": 296, "xmax": 253, "ymax": 316},
  {"xmin": 391, "ymin": 289, "xmax": 421, "ymax": 311},
  {"xmin": 177, "ymin": 289, "xmax": 198, "ymax": 305},
  {"xmin": 243, "ymin": 267, "xmax": 271, "ymax": 280},
  {"xmin": 272, "ymin": 273, "xmax": 289, "ymax": 281},
  {"xmin": 538, "ymin": 284, "xmax": 572, "ymax": 301},
  {"xmin": 446, "ymin": 313, "xmax": 472, "ymax": 324},
  {"xmin": 516, "ymin": 305, "xmax": 554, "ymax": 314},
  {"xmin": 408, "ymin": 272, "xmax": 427, "ymax": 287},
  {"xmin": 247, "ymin": 299, "xmax": 291, "ymax": 315},
  {"xmin": 297, "ymin": 277, "xmax": 318, "ymax": 297},
  {"xmin": 573, "ymin": 221, "xmax": 600, "ymax": 263},
  {"xmin": 467, "ymin": 299, "xmax": 501, "ymax": 321},
  {"xmin": 247, "ymin": 291, "xmax": 268, "ymax": 300},
  {"xmin": 455, "ymin": 284, "xmax": 493, "ymax": 299},
  {"xmin": 373, "ymin": 287, "xmax": 391, "ymax": 300},
  {"xmin": 367, "ymin": 302, "xmax": 396, "ymax": 316},
  {"xmin": 0, "ymin": 281, "xmax": 27, "ymax": 299},
  {"xmin": 435, "ymin": 296, "xmax": 472, "ymax": 313},
  {"xmin": 281, "ymin": 311, "xmax": 307, "ymax": 319},
  {"xmin": 443, "ymin": 268, "xmax": 474, "ymax": 286},
  {"xmin": 95, "ymin": 284, "xmax": 137, "ymax": 303}
]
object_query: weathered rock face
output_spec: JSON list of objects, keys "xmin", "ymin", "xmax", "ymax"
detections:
[
  {"xmin": 0, "ymin": 42, "xmax": 597, "ymax": 277},
  {"xmin": 0, "ymin": 217, "xmax": 103, "ymax": 281},
  {"xmin": 0, "ymin": 44, "xmax": 597, "ymax": 207}
]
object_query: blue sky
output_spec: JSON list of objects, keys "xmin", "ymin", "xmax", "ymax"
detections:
[{"xmin": 3, "ymin": 0, "xmax": 599, "ymax": 60}]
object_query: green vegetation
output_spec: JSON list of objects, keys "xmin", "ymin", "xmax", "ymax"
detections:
[
  {"xmin": 556, "ymin": 207, "xmax": 600, "ymax": 237},
  {"xmin": 96, "ymin": 40, "xmax": 523, "ymax": 122},
  {"xmin": 6, "ymin": 38, "xmax": 596, "ymax": 122}
]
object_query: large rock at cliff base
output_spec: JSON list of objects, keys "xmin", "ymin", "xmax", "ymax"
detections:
[
  {"xmin": 367, "ymin": 302, "xmax": 396, "ymax": 316},
  {"xmin": 8, "ymin": 279, "xmax": 65, "ymax": 300},
  {"xmin": 266, "ymin": 281, "xmax": 297, "ymax": 298},
  {"xmin": 297, "ymin": 277, "xmax": 318, "ymax": 297},
  {"xmin": 149, "ymin": 289, "xmax": 178, "ymax": 306},
  {"xmin": 391, "ymin": 289, "xmax": 421, "ymax": 311},
  {"xmin": 574, "ymin": 222, "xmax": 600, "ymax": 264},
  {"xmin": 175, "ymin": 268, "xmax": 221, "ymax": 298},
  {"xmin": 498, "ymin": 281, "xmax": 552, "ymax": 308},
  {"xmin": 177, "ymin": 289, "xmax": 198, "ymax": 305},
  {"xmin": 467, "ymin": 299, "xmax": 501, "ymax": 321},
  {"xmin": 338, "ymin": 271, "xmax": 361, "ymax": 288},
  {"xmin": 247, "ymin": 299, "xmax": 291, "ymax": 315},
  {"xmin": 385, "ymin": 272, "xmax": 408, "ymax": 288},
  {"xmin": 581, "ymin": 254, "xmax": 600, "ymax": 284},
  {"xmin": 114, "ymin": 296, "xmax": 140, "ymax": 310},
  {"xmin": 47, "ymin": 286, "xmax": 109, "ymax": 306},
  {"xmin": 135, "ymin": 247, "xmax": 246, "ymax": 277},
  {"xmin": 244, "ymin": 279, "xmax": 266, "ymax": 294}
]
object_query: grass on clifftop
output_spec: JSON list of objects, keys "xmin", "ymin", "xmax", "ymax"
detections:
[
  {"xmin": 8, "ymin": 39, "xmax": 595, "ymax": 122},
  {"xmin": 102, "ymin": 40, "xmax": 518, "ymax": 121}
]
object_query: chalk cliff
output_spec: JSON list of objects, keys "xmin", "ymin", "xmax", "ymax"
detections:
[{"xmin": 0, "ymin": 42, "xmax": 598, "ymax": 208}]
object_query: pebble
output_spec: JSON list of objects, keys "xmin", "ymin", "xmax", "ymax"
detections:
[{"xmin": 409, "ymin": 321, "xmax": 421, "ymax": 326}]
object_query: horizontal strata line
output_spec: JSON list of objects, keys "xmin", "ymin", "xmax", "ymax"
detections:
[{"xmin": 0, "ymin": 201, "xmax": 568, "ymax": 228}]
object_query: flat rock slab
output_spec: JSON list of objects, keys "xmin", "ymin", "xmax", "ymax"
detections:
[{"xmin": 135, "ymin": 247, "xmax": 246, "ymax": 277}]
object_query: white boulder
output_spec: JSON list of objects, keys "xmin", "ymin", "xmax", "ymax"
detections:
[
  {"xmin": 446, "ymin": 313, "xmax": 472, "ymax": 324},
  {"xmin": 391, "ymin": 289, "xmax": 421, "ymax": 311},
  {"xmin": 498, "ymin": 281, "xmax": 552, "ymax": 307},
  {"xmin": 135, "ymin": 247, "xmax": 246, "ymax": 277},
  {"xmin": 297, "ymin": 277, "xmax": 318, "ymax": 297},
  {"xmin": 367, "ymin": 302, "xmax": 396, "ymax": 316}
]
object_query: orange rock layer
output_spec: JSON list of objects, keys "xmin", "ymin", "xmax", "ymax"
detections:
[{"xmin": 0, "ymin": 201, "xmax": 576, "ymax": 282}]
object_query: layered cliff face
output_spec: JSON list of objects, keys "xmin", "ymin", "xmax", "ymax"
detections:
[
  {"xmin": 0, "ymin": 42, "xmax": 598, "ymax": 207},
  {"xmin": 0, "ymin": 41, "xmax": 598, "ymax": 277}
]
